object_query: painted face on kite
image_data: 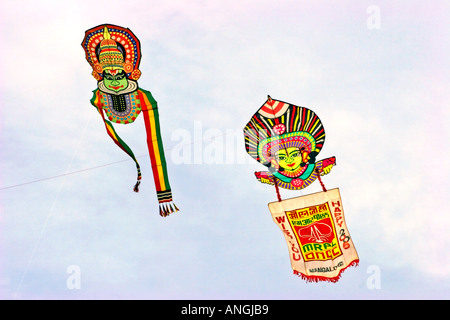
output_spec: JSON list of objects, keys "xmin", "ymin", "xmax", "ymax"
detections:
[
  {"xmin": 103, "ymin": 69, "xmax": 128, "ymax": 93},
  {"xmin": 273, "ymin": 147, "xmax": 304, "ymax": 173}
]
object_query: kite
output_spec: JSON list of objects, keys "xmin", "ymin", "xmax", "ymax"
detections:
[
  {"xmin": 244, "ymin": 96, "xmax": 358, "ymax": 282},
  {"xmin": 81, "ymin": 24, "xmax": 179, "ymax": 217}
]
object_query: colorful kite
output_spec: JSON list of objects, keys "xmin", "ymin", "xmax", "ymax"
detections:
[
  {"xmin": 244, "ymin": 96, "xmax": 358, "ymax": 282},
  {"xmin": 81, "ymin": 24, "xmax": 178, "ymax": 217}
]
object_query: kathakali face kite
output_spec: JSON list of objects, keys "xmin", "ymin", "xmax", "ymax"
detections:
[
  {"xmin": 81, "ymin": 24, "xmax": 178, "ymax": 217},
  {"xmin": 244, "ymin": 96, "xmax": 358, "ymax": 282}
]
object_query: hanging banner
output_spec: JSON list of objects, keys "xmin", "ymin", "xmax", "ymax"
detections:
[{"xmin": 268, "ymin": 188, "xmax": 358, "ymax": 282}]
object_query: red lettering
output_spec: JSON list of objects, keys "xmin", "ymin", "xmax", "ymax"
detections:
[
  {"xmin": 283, "ymin": 229, "xmax": 293, "ymax": 239},
  {"xmin": 316, "ymin": 251, "xmax": 326, "ymax": 260},
  {"xmin": 293, "ymin": 253, "xmax": 301, "ymax": 261},
  {"xmin": 334, "ymin": 207, "xmax": 342, "ymax": 213},
  {"xmin": 331, "ymin": 201, "xmax": 340, "ymax": 207},
  {"xmin": 275, "ymin": 216, "xmax": 285, "ymax": 224},
  {"xmin": 305, "ymin": 252, "xmax": 315, "ymax": 260},
  {"xmin": 332, "ymin": 247, "xmax": 341, "ymax": 256}
]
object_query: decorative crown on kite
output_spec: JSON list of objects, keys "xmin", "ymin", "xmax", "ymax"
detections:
[{"xmin": 82, "ymin": 24, "xmax": 142, "ymax": 81}]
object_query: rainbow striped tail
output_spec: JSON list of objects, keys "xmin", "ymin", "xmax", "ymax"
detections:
[
  {"xmin": 158, "ymin": 190, "xmax": 180, "ymax": 217},
  {"xmin": 139, "ymin": 89, "xmax": 180, "ymax": 217},
  {"xmin": 91, "ymin": 88, "xmax": 179, "ymax": 217}
]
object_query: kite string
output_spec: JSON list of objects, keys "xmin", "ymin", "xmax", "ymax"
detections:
[
  {"xmin": 14, "ymin": 113, "xmax": 93, "ymax": 298},
  {"xmin": 0, "ymin": 159, "xmax": 132, "ymax": 191},
  {"xmin": 316, "ymin": 169, "xmax": 327, "ymax": 192},
  {"xmin": 273, "ymin": 177, "xmax": 282, "ymax": 202},
  {"xmin": 0, "ymin": 130, "xmax": 229, "ymax": 191}
]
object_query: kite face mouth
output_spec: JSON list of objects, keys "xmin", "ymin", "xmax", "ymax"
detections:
[
  {"xmin": 287, "ymin": 163, "xmax": 296, "ymax": 168},
  {"xmin": 109, "ymin": 85, "xmax": 124, "ymax": 90}
]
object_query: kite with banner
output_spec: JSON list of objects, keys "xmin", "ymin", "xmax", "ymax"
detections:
[
  {"xmin": 244, "ymin": 96, "xmax": 358, "ymax": 282},
  {"xmin": 81, "ymin": 24, "xmax": 179, "ymax": 217}
]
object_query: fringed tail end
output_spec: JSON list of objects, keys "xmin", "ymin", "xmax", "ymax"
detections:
[
  {"xmin": 293, "ymin": 259, "xmax": 359, "ymax": 283},
  {"xmin": 157, "ymin": 189, "xmax": 179, "ymax": 217},
  {"xmin": 133, "ymin": 168, "xmax": 142, "ymax": 193},
  {"xmin": 133, "ymin": 180, "xmax": 141, "ymax": 193},
  {"xmin": 159, "ymin": 201, "xmax": 180, "ymax": 217}
]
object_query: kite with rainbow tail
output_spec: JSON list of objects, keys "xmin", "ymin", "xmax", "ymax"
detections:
[{"xmin": 82, "ymin": 24, "xmax": 179, "ymax": 217}]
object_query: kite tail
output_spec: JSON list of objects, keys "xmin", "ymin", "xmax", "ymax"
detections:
[
  {"xmin": 91, "ymin": 89, "xmax": 179, "ymax": 216},
  {"xmin": 105, "ymin": 118, "xmax": 142, "ymax": 192},
  {"xmin": 139, "ymin": 89, "xmax": 179, "ymax": 217},
  {"xmin": 91, "ymin": 90, "xmax": 142, "ymax": 192},
  {"xmin": 133, "ymin": 174, "xmax": 141, "ymax": 192},
  {"xmin": 157, "ymin": 190, "xmax": 180, "ymax": 217},
  {"xmin": 97, "ymin": 110, "xmax": 143, "ymax": 192}
]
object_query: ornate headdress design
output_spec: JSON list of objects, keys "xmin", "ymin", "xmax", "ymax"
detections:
[
  {"xmin": 244, "ymin": 96, "xmax": 325, "ymax": 168},
  {"xmin": 81, "ymin": 24, "xmax": 142, "ymax": 81}
]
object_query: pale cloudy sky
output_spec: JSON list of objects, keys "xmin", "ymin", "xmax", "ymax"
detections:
[{"xmin": 1, "ymin": 0, "xmax": 449, "ymax": 299}]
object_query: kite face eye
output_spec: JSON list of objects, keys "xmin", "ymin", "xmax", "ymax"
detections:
[
  {"xmin": 289, "ymin": 150, "xmax": 300, "ymax": 159},
  {"xmin": 115, "ymin": 72, "xmax": 126, "ymax": 80},
  {"xmin": 276, "ymin": 149, "xmax": 300, "ymax": 162},
  {"xmin": 103, "ymin": 70, "xmax": 126, "ymax": 80}
]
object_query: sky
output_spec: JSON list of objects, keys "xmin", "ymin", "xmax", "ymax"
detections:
[{"xmin": 1, "ymin": 0, "xmax": 449, "ymax": 300}]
